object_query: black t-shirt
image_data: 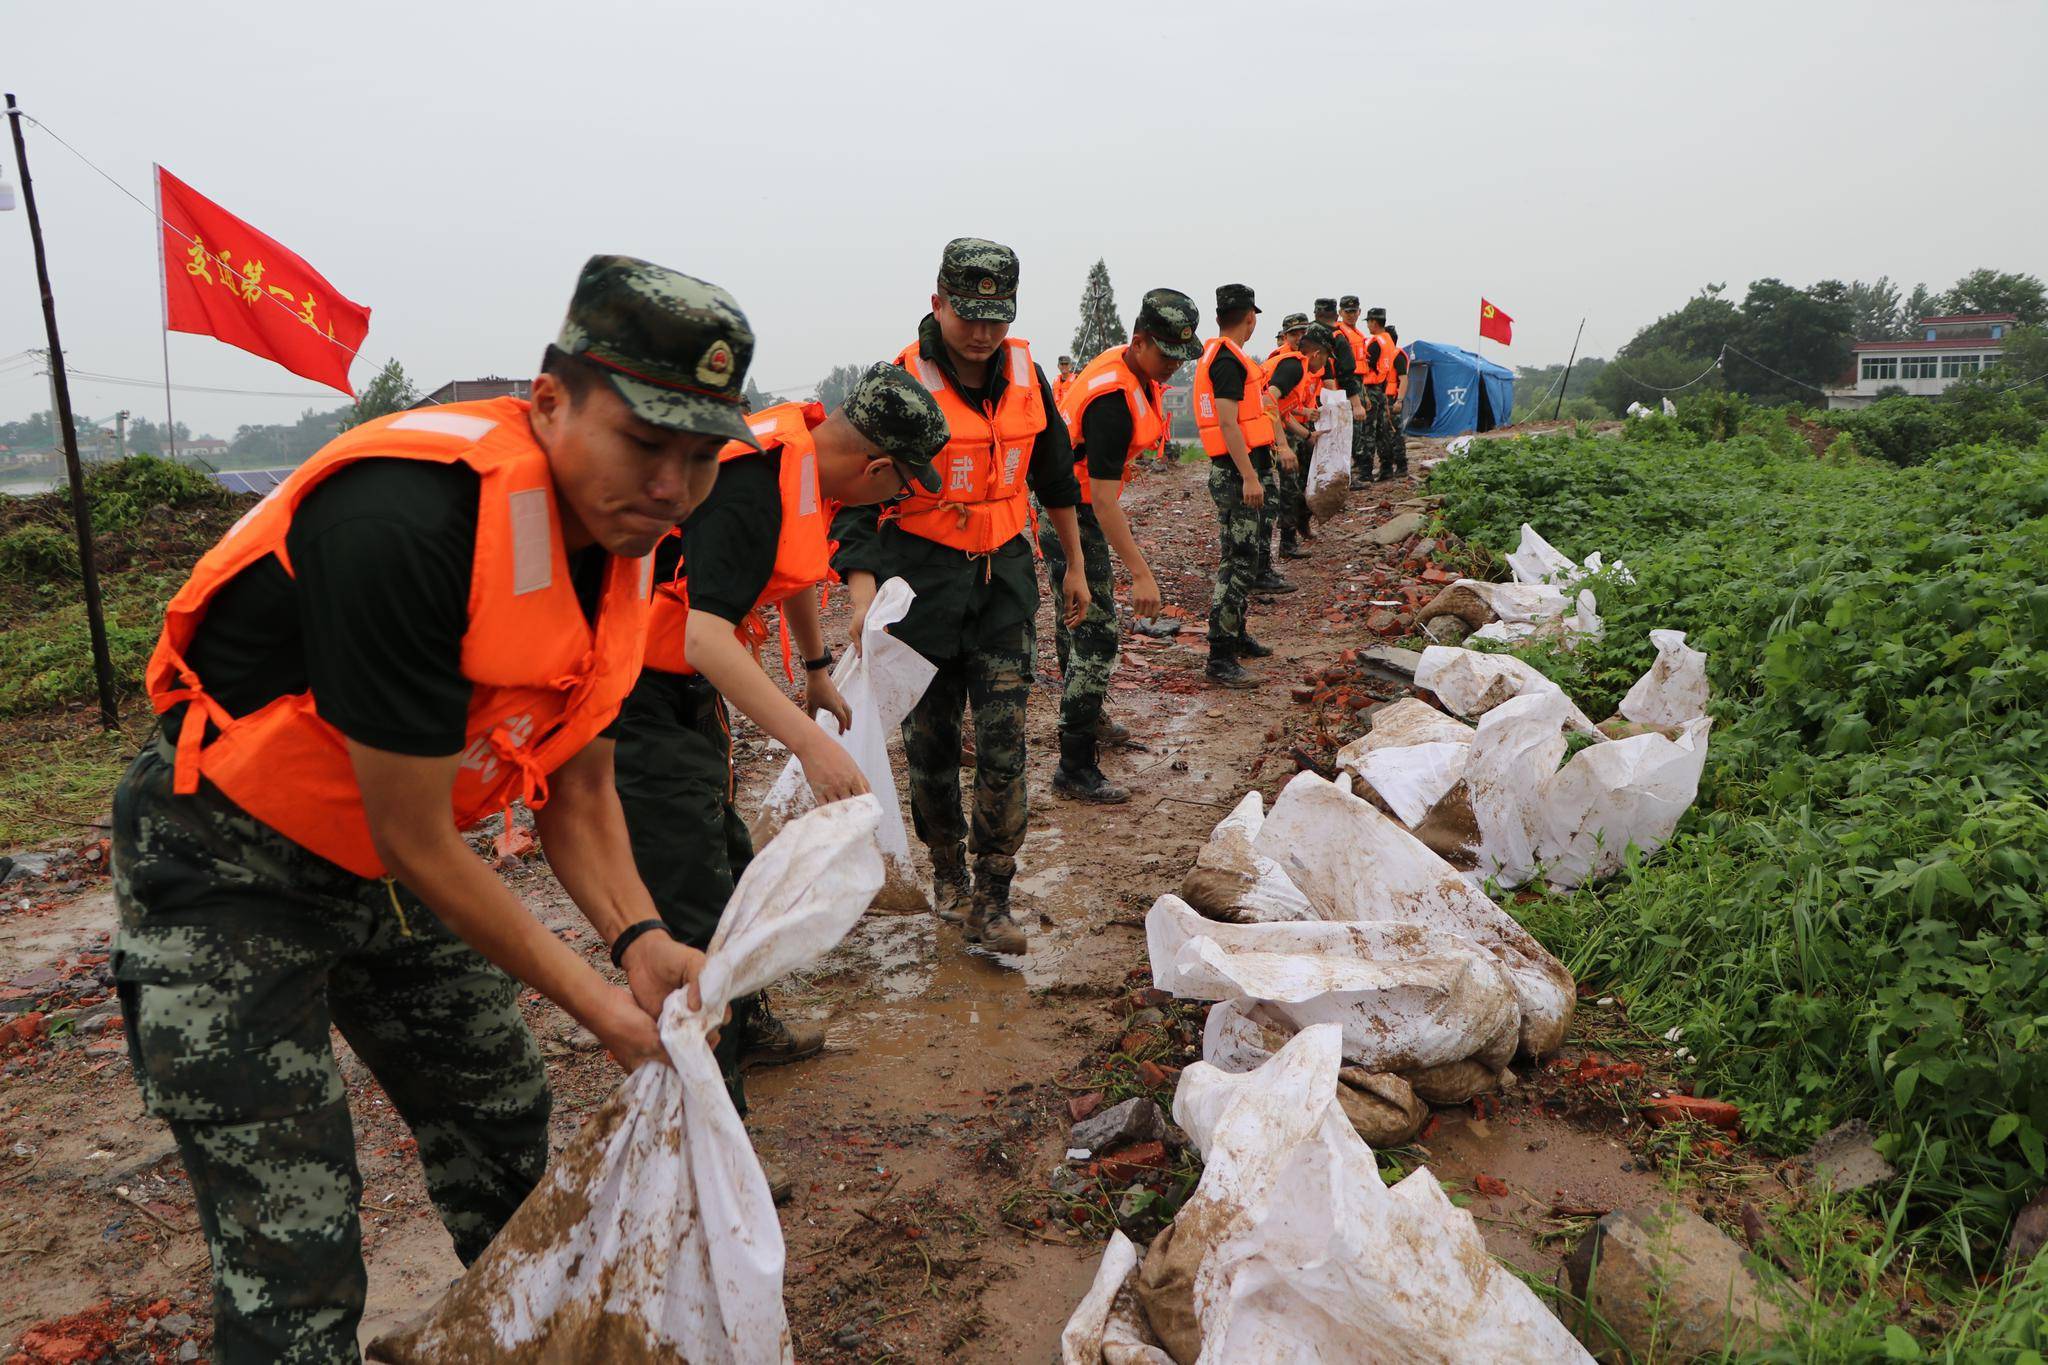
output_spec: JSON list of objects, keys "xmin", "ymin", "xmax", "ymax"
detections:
[
  {"xmin": 1324, "ymin": 327, "xmax": 1362, "ymax": 396},
  {"xmin": 1393, "ymin": 349, "xmax": 1410, "ymax": 381},
  {"xmin": 1269, "ymin": 356, "xmax": 1305, "ymax": 398},
  {"xmin": 656, "ymin": 448, "xmax": 783, "ymax": 628},
  {"xmin": 172, "ymin": 459, "xmax": 609, "ymax": 757},
  {"xmin": 1077, "ymin": 390, "xmax": 1137, "ymax": 483}
]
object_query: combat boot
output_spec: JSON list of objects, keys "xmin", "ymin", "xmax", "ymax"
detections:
[
  {"xmin": 1236, "ymin": 634, "xmax": 1275, "ymax": 658},
  {"xmin": 1052, "ymin": 731, "xmax": 1130, "ymax": 805},
  {"xmin": 964, "ymin": 863, "xmax": 1028, "ymax": 955},
  {"xmin": 931, "ymin": 843, "xmax": 971, "ymax": 925},
  {"xmin": 742, "ymin": 996, "xmax": 826, "ymax": 1068},
  {"xmin": 1094, "ymin": 714, "xmax": 1132, "ymax": 744},
  {"xmin": 1279, "ymin": 530, "xmax": 1310, "ymax": 560},
  {"xmin": 1205, "ymin": 650, "xmax": 1259, "ymax": 689},
  {"xmin": 1253, "ymin": 568, "xmax": 1297, "ymax": 594}
]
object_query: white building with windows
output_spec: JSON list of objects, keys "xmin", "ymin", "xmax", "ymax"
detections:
[{"xmin": 1825, "ymin": 313, "xmax": 2014, "ymax": 409}]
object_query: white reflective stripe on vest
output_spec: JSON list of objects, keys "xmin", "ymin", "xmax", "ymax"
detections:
[
  {"xmin": 1008, "ymin": 345, "xmax": 1031, "ymax": 388},
  {"xmin": 912, "ymin": 357, "xmax": 944, "ymax": 393},
  {"xmin": 508, "ymin": 487, "xmax": 553, "ymax": 596},
  {"xmin": 389, "ymin": 410, "xmax": 500, "ymax": 442}
]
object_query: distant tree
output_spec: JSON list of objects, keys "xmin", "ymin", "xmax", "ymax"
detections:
[
  {"xmin": 1070, "ymin": 259, "xmax": 1127, "ymax": 364},
  {"xmin": 1620, "ymin": 284, "xmax": 1740, "ymax": 363},
  {"xmin": 338, "ymin": 359, "xmax": 420, "ymax": 432},
  {"xmin": 1513, "ymin": 357, "xmax": 1610, "ymax": 422},
  {"xmin": 1726, "ymin": 277, "xmax": 1853, "ymax": 404},
  {"xmin": 1902, "ymin": 282, "xmax": 1940, "ymax": 327},
  {"xmin": 125, "ymin": 415, "xmax": 191, "ymax": 456},
  {"xmin": 1937, "ymin": 268, "xmax": 2048, "ymax": 326},
  {"xmin": 1846, "ymin": 277, "xmax": 1909, "ymax": 340},
  {"xmin": 816, "ymin": 363, "xmax": 865, "ymax": 412}
]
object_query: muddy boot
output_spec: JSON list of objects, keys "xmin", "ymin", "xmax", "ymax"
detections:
[
  {"xmin": 931, "ymin": 843, "xmax": 971, "ymax": 925},
  {"xmin": 1253, "ymin": 568, "xmax": 1297, "ymax": 594},
  {"xmin": 743, "ymin": 997, "xmax": 826, "ymax": 1068},
  {"xmin": 1093, "ymin": 714, "xmax": 1132, "ymax": 745},
  {"xmin": 1205, "ymin": 650, "xmax": 1258, "ymax": 689},
  {"xmin": 1237, "ymin": 633, "xmax": 1275, "ymax": 658},
  {"xmin": 1052, "ymin": 731, "xmax": 1130, "ymax": 805},
  {"xmin": 964, "ymin": 860, "xmax": 1028, "ymax": 955},
  {"xmin": 1279, "ymin": 530, "xmax": 1310, "ymax": 560}
]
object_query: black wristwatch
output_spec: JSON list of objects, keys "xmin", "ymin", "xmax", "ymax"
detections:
[
  {"xmin": 803, "ymin": 650, "xmax": 834, "ymax": 672},
  {"xmin": 608, "ymin": 918, "xmax": 671, "ymax": 970}
]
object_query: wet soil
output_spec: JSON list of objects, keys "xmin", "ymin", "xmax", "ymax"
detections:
[{"xmin": 0, "ymin": 444, "xmax": 1726, "ymax": 1362}]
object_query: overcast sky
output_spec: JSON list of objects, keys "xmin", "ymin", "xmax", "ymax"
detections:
[{"xmin": 5, "ymin": 0, "xmax": 2044, "ymax": 440}]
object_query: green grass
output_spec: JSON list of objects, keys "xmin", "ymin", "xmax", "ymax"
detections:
[{"xmin": 0, "ymin": 712, "xmax": 143, "ymax": 847}]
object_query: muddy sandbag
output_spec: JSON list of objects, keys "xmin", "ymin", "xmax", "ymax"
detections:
[
  {"xmin": 370, "ymin": 798, "xmax": 885, "ymax": 1365},
  {"xmin": 1336, "ymin": 1068, "xmax": 1430, "ymax": 1146},
  {"xmin": 1255, "ymin": 773, "xmax": 1575, "ymax": 1058},
  {"xmin": 1414, "ymin": 645, "xmax": 1599, "ymax": 734},
  {"xmin": 1151, "ymin": 897, "xmax": 1520, "ymax": 1075},
  {"xmin": 752, "ymin": 577, "xmax": 934, "ymax": 913},
  {"xmin": 1619, "ymin": 628, "xmax": 1710, "ymax": 727},
  {"xmin": 1060, "ymin": 1230, "xmax": 1176, "ymax": 1365},
  {"xmin": 1464, "ymin": 689, "xmax": 1712, "ymax": 890},
  {"xmin": 1304, "ymin": 391, "xmax": 1352, "ymax": 522},
  {"xmin": 1405, "ymin": 1058, "xmax": 1508, "ymax": 1106},
  {"xmin": 1136, "ymin": 1219, "xmax": 1206, "ymax": 1364},
  {"xmin": 1157, "ymin": 1025, "xmax": 1593, "ymax": 1362},
  {"xmin": 1177, "ymin": 793, "xmax": 1311, "ymax": 924}
]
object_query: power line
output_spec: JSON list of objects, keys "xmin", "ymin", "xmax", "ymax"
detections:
[
  {"xmin": 63, "ymin": 365, "xmax": 337, "ymax": 400},
  {"xmin": 1720, "ymin": 343, "xmax": 1830, "ymax": 395},
  {"xmin": 1605, "ymin": 347, "xmax": 1726, "ymax": 395}
]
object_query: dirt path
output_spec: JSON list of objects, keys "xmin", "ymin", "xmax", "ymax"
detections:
[{"xmin": 0, "ymin": 445, "xmax": 1703, "ymax": 1362}]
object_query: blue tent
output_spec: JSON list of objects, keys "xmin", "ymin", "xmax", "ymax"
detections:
[{"xmin": 1405, "ymin": 341, "xmax": 1515, "ymax": 437}]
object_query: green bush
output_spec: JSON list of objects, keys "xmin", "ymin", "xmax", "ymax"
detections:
[
  {"xmin": 83, "ymin": 454, "xmax": 225, "ymax": 533},
  {"xmin": 1431, "ymin": 417, "xmax": 2048, "ymax": 1242},
  {"xmin": 0, "ymin": 523, "xmax": 79, "ymax": 580},
  {"xmin": 1819, "ymin": 392, "xmax": 2045, "ymax": 467}
]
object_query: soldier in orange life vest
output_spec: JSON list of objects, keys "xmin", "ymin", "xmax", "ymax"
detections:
[
  {"xmin": 1361, "ymin": 306, "xmax": 1402, "ymax": 480},
  {"xmin": 1045, "ymin": 288, "xmax": 1204, "ymax": 803},
  {"xmin": 1381, "ymin": 322, "xmax": 1411, "ymax": 477},
  {"xmin": 1194, "ymin": 282, "xmax": 1281, "ymax": 688},
  {"xmin": 1053, "ymin": 354, "xmax": 1077, "ymax": 407},
  {"xmin": 613, "ymin": 364, "xmax": 948, "ymax": 1153},
  {"xmin": 1262, "ymin": 313, "xmax": 1331, "ymax": 562},
  {"xmin": 111, "ymin": 256, "xmax": 753, "ymax": 1362},
  {"xmin": 831, "ymin": 238, "xmax": 1089, "ymax": 958},
  {"xmin": 1337, "ymin": 293, "xmax": 1382, "ymax": 488}
]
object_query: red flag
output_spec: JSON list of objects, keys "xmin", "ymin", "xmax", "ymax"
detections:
[
  {"xmin": 1478, "ymin": 298, "xmax": 1513, "ymax": 346},
  {"xmin": 157, "ymin": 166, "xmax": 369, "ymax": 395}
]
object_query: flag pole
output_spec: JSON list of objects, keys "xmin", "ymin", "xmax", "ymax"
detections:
[
  {"xmin": 1554, "ymin": 317, "xmax": 1586, "ymax": 422},
  {"xmin": 7, "ymin": 93, "xmax": 121, "ymax": 730},
  {"xmin": 153, "ymin": 162, "xmax": 178, "ymax": 462}
]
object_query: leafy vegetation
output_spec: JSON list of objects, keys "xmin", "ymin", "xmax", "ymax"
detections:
[{"xmin": 1430, "ymin": 410, "xmax": 2048, "ymax": 1256}]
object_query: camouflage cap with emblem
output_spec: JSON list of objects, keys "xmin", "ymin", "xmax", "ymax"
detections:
[
  {"xmin": 841, "ymin": 362, "xmax": 948, "ymax": 493},
  {"xmin": 1216, "ymin": 283, "xmax": 1261, "ymax": 317},
  {"xmin": 1313, "ymin": 296, "xmax": 1339, "ymax": 317},
  {"xmin": 1301, "ymin": 322, "xmax": 1339, "ymax": 354},
  {"xmin": 936, "ymin": 237, "xmax": 1020, "ymax": 323},
  {"xmin": 1278, "ymin": 311, "xmax": 1311, "ymax": 336},
  {"xmin": 556, "ymin": 254, "xmax": 761, "ymax": 447},
  {"xmin": 1366, "ymin": 306, "xmax": 1388, "ymax": 323},
  {"xmin": 1339, "ymin": 294, "xmax": 1361, "ymax": 311},
  {"xmin": 1134, "ymin": 288, "xmax": 1203, "ymax": 363}
]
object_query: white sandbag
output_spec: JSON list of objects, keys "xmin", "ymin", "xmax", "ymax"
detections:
[
  {"xmin": 1567, "ymin": 587, "xmax": 1603, "ymax": 647},
  {"xmin": 1357, "ymin": 697, "xmax": 1477, "ymax": 753},
  {"xmin": 1662, "ymin": 396, "xmax": 1678, "ymax": 417},
  {"xmin": 1255, "ymin": 773, "xmax": 1575, "ymax": 1058},
  {"xmin": 1163, "ymin": 1026, "xmax": 1592, "ymax": 1364},
  {"xmin": 1466, "ymin": 689, "xmax": 1712, "ymax": 889},
  {"xmin": 1304, "ymin": 391, "xmax": 1352, "ymax": 519},
  {"xmin": 1619, "ymin": 628, "xmax": 1710, "ymax": 726},
  {"xmin": 1061, "ymin": 1232, "xmax": 1177, "ymax": 1365},
  {"xmin": 1350, "ymin": 742, "xmax": 1470, "ymax": 826},
  {"xmin": 1148, "ymin": 896, "xmax": 1519, "ymax": 1074},
  {"xmin": 1446, "ymin": 435, "xmax": 1474, "ymax": 456},
  {"xmin": 371, "ymin": 798, "xmax": 886, "ymax": 1365},
  {"xmin": 754, "ymin": 578, "xmax": 934, "ymax": 909},
  {"xmin": 1506, "ymin": 523, "xmax": 1577, "ymax": 586},
  {"xmin": 1178, "ymin": 792, "xmax": 1313, "ymax": 924},
  {"xmin": 1414, "ymin": 644, "xmax": 1599, "ymax": 734}
]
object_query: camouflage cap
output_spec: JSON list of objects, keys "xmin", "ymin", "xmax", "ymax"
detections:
[
  {"xmin": 1134, "ymin": 288, "xmax": 1203, "ymax": 363},
  {"xmin": 1313, "ymin": 297, "xmax": 1338, "ymax": 316},
  {"xmin": 841, "ymin": 362, "xmax": 947, "ymax": 492},
  {"xmin": 1340, "ymin": 294, "xmax": 1361, "ymax": 311},
  {"xmin": 556, "ymin": 254, "xmax": 759, "ymax": 447},
  {"xmin": 1216, "ymin": 283, "xmax": 1261, "ymax": 317},
  {"xmin": 1301, "ymin": 322, "xmax": 1339, "ymax": 354},
  {"xmin": 936, "ymin": 237, "xmax": 1019, "ymax": 323},
  {"xmin": 1365, "ymin": 305, "xmax": 1388, "ymax": 323},
  {"xmin": 1058, "ymin": 355, "xmax": 1075, "ymax": 366},
  {"xmin": 1278, "ymin": 311, "xmax": 1311, "ymax": 334}
]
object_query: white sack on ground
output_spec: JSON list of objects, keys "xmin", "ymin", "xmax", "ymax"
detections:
[
  {"xmin": 1304, "ymin": 391, "xmax": 1353, "ymax": 520},
  {"xmin": 1349, "ymin": 741, "xmax": 1470, "ymax": 826},
  {"xmin": 1465, "ymin": 689, "xmax": 1712, "ymax": 890},
  {"xmin": 1061, "ymin": 1231, "xmax": 1176, "ymax": 1365},
  {"xmin": 1178, "ymin": 792, "xmax": 1312, "ymax": 924},
  {"xmin": 1148, "ymin": 895, "xmax": 1519, "ymax": 1074},
  {"xmin": 1156, "ymin": 1025, "xmax": 1591, "ymax": 1364},
  {"xmin": 370, "ymin": 799, "xmax": 886, "ymax": 1365},
  {"xmin": 1619, "ymin": 628, "xmax": 1710, "ymax": 727},
  {"xmin": 1507, "ymin": 523, "xmax": 1632, "ymax": 588},
  {"xmin": 753, "ymin": 577, "xmax": 934, "ymax": 910},
  {"xmin": 1414, "ymin": 644, "xmax": 1598, "ymax": 733},
  {"xmin": 1255, "ymin": 773, "xmax": 1574, "ymax": 1058}
]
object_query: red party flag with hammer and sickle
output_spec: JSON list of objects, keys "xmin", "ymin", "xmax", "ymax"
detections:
[
  {"xmin": 1478, "ymin": 298, "xmax": 1514, "ymax": 346},
  {"xmin": 157, "ymin": 165, "xmax": 370, "ymax": 395}
]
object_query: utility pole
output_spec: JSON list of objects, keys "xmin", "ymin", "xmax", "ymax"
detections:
[
  {"xmin": 7, "ymin": 93, "xmax": 120, "ymax": 730},
  {"xmin": 1554, "ymin": 318, "xmax": 1587, "ymax": 423},
  {"xmin": 115, "ymin": 409, "xmax": 130, "ymax": 459}
]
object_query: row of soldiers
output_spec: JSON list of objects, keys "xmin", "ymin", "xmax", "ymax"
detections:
[{"xmin": 105, "ymin": 237, "xmax": 1410, "ymax": 1361}]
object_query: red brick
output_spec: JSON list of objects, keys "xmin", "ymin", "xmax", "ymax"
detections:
[
  {"xmin": 1068, "ymin": 1092, "xmax": 1104, "ymax": 1123},
  {"xmin": 1641, "ymin": 1094, "xmax": 1740, "ymax": 1135},
  {"xmin": 1096, "ymin": 1140, "xmax": 1168, "ymax": 1183}
]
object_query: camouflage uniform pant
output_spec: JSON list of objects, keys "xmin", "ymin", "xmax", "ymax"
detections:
[
  {"xmin": 1351, "ymin": 394, "xmax": 1375, "ymax": 480},
  {"xmin": 1381, "ymin": 393, "xmax": 1409, "ymax": 476},
  {"xmin": 1037, "ymin": 504, "xmax": 1119, "ymax": 739},
  {"xmin": 1364, "ymin": 390, "xmax": 1399, "ymax": 479},
  {"xmin": 612, "ymin": 668, "xmax": 756, "ymax": 1112},
  {"xmin": 111, "ymin": 735, "xmax": 549, "ymax": 1365},
  {"xmin": 1255, "ymin": 453, "xmax": 1283, "ymax": 577},
  {"xmin": 1208, "ymin": 454, "xmax": 1265, "ymax": 652},
  {"xmin": 1275, "ymin": 438, "xmax": 1309, "ymax": 538},
  {"xmin": 902, "ymin": 618, "xmax": 1035, "ymax": 890}
]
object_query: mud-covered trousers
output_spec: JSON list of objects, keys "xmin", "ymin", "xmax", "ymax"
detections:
[
  {"xmin": 1363, "ymin": 389, "xmax": 1399, "ymax": 479},
  {"xmin": 1378, "ymin": 392, "xmax": 1409, "ymax": 478},
  {"xmin": 1037, "ymin": 502, "xmax": 1119, "ymax": 740},
  {"xmin": 1208, "ymin": 449, "xmax": 1269, "ymax": 651},
  {"xmin": 612, "ymin": 666, "xmax": 756, "ymax": 1113},
  {"xmin": 111, "ymin": 733, "xmax": 549, "ymax": 1365},
  {"xmin": 1256, "ymin": 450, "xmax": 1285, "ymax": 577}
]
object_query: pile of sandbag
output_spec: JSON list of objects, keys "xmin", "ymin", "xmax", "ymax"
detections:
[
  {"xmin": 1059, "ymin": 1025, "xmax": 1593, "ymax": 1364},
  {"xmin": 1345, "ymin": 632, "xmax": 1712, "ymax": 888},
  {"xmin": 1415, "ymin": 525, "xmax": 1627, "ymax": 649}
]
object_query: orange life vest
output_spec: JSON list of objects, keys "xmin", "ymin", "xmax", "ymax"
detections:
[
  {"xmin": 1362, "ymin": 330, "xmax": 1397, "ymax": 389},
  {"xmin": 642, "ymin": 401, "xmax": 838, "ymax": 676},
  {"xmin": 887, "ymin": 337, "xmax": 1045, "ymax": 553},
  {"xmin": 1261, "ymin": 345, "xmax": 1324, "ymax": 423},
  {"xmin": 1386, "ymin": 344, "xmax": 1408, "ymax": 397},
  {"xmin": 1058, "ymin": 345, "xmax": 1163, "ymax": 505},
  {"xmin": 1053, "ymin": 371, "xmax": 1076, "ymax": 406},
  {"xmin": 1192, "ymin": 336, "xmax": 1277, "ymax": 455},
  {"xmin": 1336, "ymin": 320, "xmax": 1370, "ymax": 382},
  {"xmin": 144, "ymin": 398, "xmax": 653, "ymax": 880}
]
